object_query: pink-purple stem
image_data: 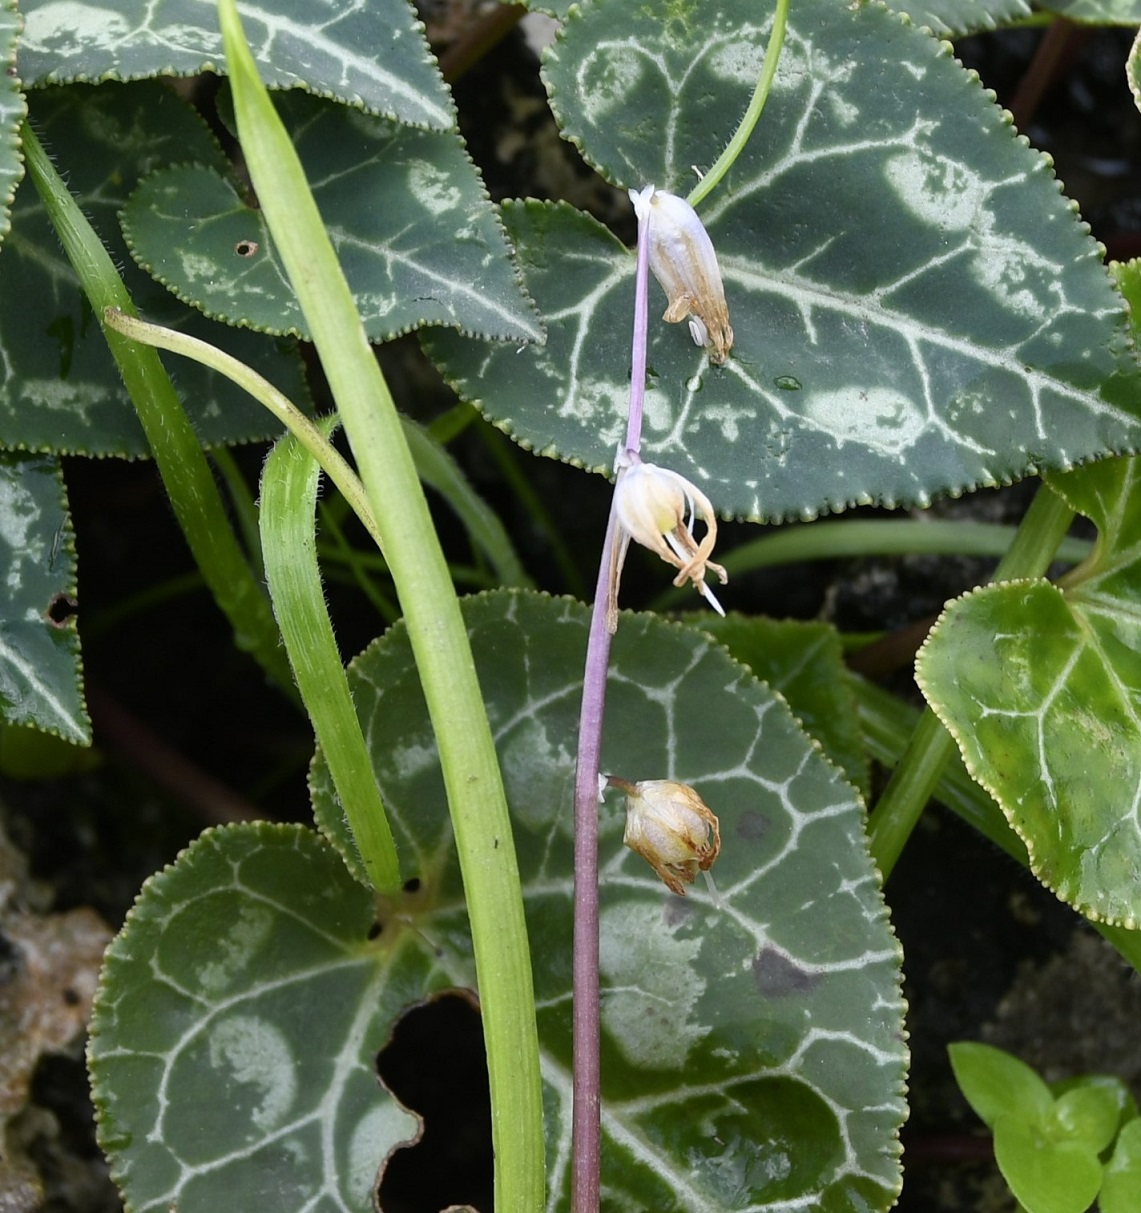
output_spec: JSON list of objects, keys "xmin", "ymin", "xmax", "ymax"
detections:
[{"xmin": 570, "ymin": 200, "xmax": 651, "ymax": 1212}]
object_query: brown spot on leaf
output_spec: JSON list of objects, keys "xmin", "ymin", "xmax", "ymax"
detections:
[
  {"xmin": 753, "ymin": 948, "xmax": 821, "ymax": 997},
  {"xmin": 736, "ymin": 809, "xmax": 771, "ymax": 841}
]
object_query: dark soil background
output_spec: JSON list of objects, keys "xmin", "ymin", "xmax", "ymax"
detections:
[{"xmin": 2, "ymin": 7, "xmax": 1140, "ymax": 1213}]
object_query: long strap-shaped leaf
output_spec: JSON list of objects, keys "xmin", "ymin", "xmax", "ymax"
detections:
[
  {"xmin": 215, "ymin": 3, "xmax": 544, "ymax": 1206},
  {"xmin": 20, "ymin": 120, "xmax": 294, "ymax": 695},
  {"xmin": 261, "ymin": 420, "xmax": 401, "ymax": 893}
]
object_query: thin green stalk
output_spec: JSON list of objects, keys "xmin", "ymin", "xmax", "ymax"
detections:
[
  {"xmin": 316, "ymin": 504, "xmax": 401, "ymax": 624},
  {"xmin": 103, "ymin": 310, "xmax": 387, "ymax": 557},
  {"xmin": 687, "ymin": 0, "xmax": 789, "ymax": 207},
  {"xmin": 651, "ymin": 518, "xmax": 1092, "ymax": 609},
  {"xmin": 867, "ymin": 484, "xmax": 1076, "ymax": 878},
  {"xmin": 21, "ymin": 121, "xmax": 293, "ymax": 694},
  {"xmin": 211, "ymin": 446, "xmax": 264, "ymax": 580},
  {"xmin": 475, "ymin": 421, "xmax": 587, "ymax": 597},
  {"xmin": 216, "ymin": 4, "xmax": 543, "ymax": 1208}
]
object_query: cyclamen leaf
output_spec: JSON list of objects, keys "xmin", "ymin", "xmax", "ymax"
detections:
[
  {"xmin": 692, "ymin": 613, "xmax": 870, "ymax": 796},
  {"xmin": 311, "ymin": 591, "xmax": 907, "ymax": 1212},
  {"xmin": 525, "ymin": 0, "xmax": 1033, "ymax": 35},
  {"xmin": 917, "ymin": 457, "xmax": 1141, "ymax": 926},
  {"xmin": 427, "ymin": 0, "xmax": 1141, "ymax": 523},
  {"xmin": 91, "ymin": 593, "xmax": 907, "ymax": 1213},
  {"xmin": 16, "ymin": 0, "xmax": 453, "ymax": 129},
  {"xmin": 0, "ymin": 453, "xmax": 88, "ymax": 744},
  {"xmin": 884, "ymin": 0, "xmax": 1032, "ymax": 38},
  {"xmin": 1038, "ymin": 0, "xmax": 1141, "ymax": 22},
  {"xmin": 88, "ymin": 823, "xmax": 422, "ymax": 1213},
  {"xmin": 123, "ymin": 93, "xmax": 541, "ymax": 344},
  {"xmin": 0, "ymin": 0, "xmax": 23, "ymax": 244},
  {"xmin": 0, "ymin": 82, "xmax": 311, "ymax": 456}
]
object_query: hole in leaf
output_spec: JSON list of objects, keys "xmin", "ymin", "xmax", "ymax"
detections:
[
  {"xmin": 402, "ymin": 877, "xmax": 422, "ymax": 894},
  {"xmin": 234, "ymin": 239, "xmax": 259, "ymax": 257},
  {"xmin": 376, "ymin": 990, "xmax": 491, "ymax": 1213},
  {"xmin": 46, "ymin": 594, "xmax": 77, "ymax": 627}
]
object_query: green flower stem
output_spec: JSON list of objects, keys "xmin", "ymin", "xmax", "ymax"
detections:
[
  {"xmin": 105, "ymin": 311, "xmax": 530, "ymax": 591},
  {"xmin": 867, "ymin": 484, "xmax": 1076, "ymax": 878},
  {"xmin": 261, "ymin": 420, "xmax": 402, "ymax": 893},
  {"xmin": 103, "ymin": 309, "xmax": 386, "ymax": 556},
  {"xmin": 21, "ymin": 121, "xmax": 293, "ymax": 694},
  {"xmin": 651, "ymin": 519, "xmax": 1091, "ymax": 610},
  {"xmin": 687, "ymin": 0, "xmax": 789, "ymax": 208},
  {"xmin": 216, "ymin": 4, "xmax": 543, "ymax": 1209}
]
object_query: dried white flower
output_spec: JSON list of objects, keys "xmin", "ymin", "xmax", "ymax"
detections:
[
  {"xmin": 608, "ymin": 777, "xmax": 721, "ymax": 896},
  {"xmin": 606, "ymin": 455, "xmax": 727, "ymax": 632},
  {"xmin": 630, "ymin": 185, "xmax": 733, "ymax": 364}
]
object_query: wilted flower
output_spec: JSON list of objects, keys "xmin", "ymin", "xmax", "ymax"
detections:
[
  {"xmin": 606, "ymin": 454, "xmax": 727, "ymax": 632},
  {"xmin": 630, "ymin": 184, "xmax": 733, "ymax": 365},
  {"xmin": 609, "ymin": 777, "xmax": 721, "ymax": 896}
]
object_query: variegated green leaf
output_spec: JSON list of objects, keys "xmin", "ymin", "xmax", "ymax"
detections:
[
  {"xmin": 917, "ymin": 456, "xmax": 1141, "ymax": 927},
  {"xmin": 526, "ymin": 0, "xmax": 1039, "ymax": 35},
  {"xmin": 427, "ymin": 0, "xmax": 1141, "ymax": 523},
  {"xmin": 0, "ymin": 0, "xmax": 23, "ymax": 245},
  {"xmin": 1037, "ymin": 0, "xmax": 1141, "ymax": 23},
  {"xmin": 885, "ymin": 0, "xmax": 1031, "ymax": 36},
  {"xmin": 123, "ymin": 92, "xmax": 541, "ymax": 344},
  {"xmin": 692, "ymin": 613, "xmax": 869, "ymax": 797},
  {"xmin": 0, "ymin": 453, "xmax": 88, "ymax": 744},
  {"xmin": 17, "ymin": 0, "xmax": 453, "ymax": 129},
  {"xmin": 88, "ymin": 823, "xmax": 423, "ymax": 1213},
  {"xmin": 313, "ymin": 591, "xmax": 907, "ymax": 1212},
  {"xmin": 0, "ymin": 81, "xmax": 311, "ymax": 456},
  {"xmin": 91, "ymin": 593, "xmax": 908, "ymax": 1213}
]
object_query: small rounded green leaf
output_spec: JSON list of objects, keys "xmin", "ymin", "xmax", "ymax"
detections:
[
  {"xmin": 0, "ymin": 82, "xmax": 311, "ymax": 456},
  {"xmin": 124, "ymin": 93, "xmax": 540, "ymax": 344},
  {"xmin": 948, "ymin": 1042, "xmax": 1053, "ymax": 1129},
  {"xmin": 1101, "ymin": 1117, "xmax": 1141, "ymax": 1213},
  {"xmin": 0, "ymin": 453, "xmax": 88, "ymax": 744},
  {"xmin": 16, "ymin": 0, "xmax": 454, "ymax": 129},
  {"xmin": 993, "ymin": 1114, "xmax": 1103, "ymax": 1213},
  {"xmin": 1054, "ymin": 1083, "xmax": 1122, "ymax": 1154},
  {"xmin": 429, "ymin": 0, "xmax": 1141, "ymax": 523},
  {"xmin": 312, "ymin": 590, "xmax": 908, "ymax": 1211}
]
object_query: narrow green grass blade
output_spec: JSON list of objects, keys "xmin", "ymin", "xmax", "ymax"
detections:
[{"xmin": 261, "ymin": 421, "xmax": 401, "ymax": 893}]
